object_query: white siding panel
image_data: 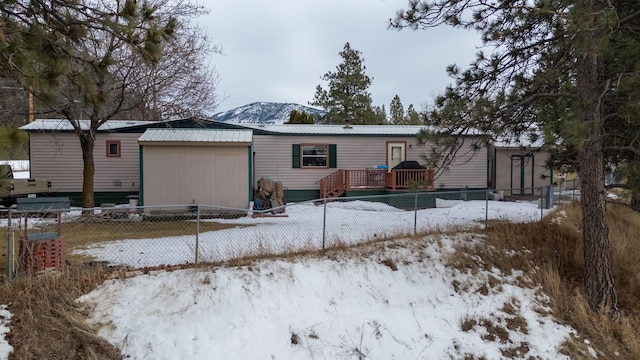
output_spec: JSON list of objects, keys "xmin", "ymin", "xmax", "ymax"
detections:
[
  {"xmin": 29, "ymin": 132, "xmax": 141, "ymax": 193},
  {"xmin": 143, "ymin": 145, "xmax": 248, "ymax": 207},
  {"xmin": 434, "ymin": 141, "xmax": 488, "ymax": 189},
  {"xmin": 253, "ymin": 135, "xmax": 487, "ymax": 190}
]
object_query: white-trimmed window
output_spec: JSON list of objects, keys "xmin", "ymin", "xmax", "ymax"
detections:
[
  {"xmin": 106, "ymin": 140, "xmax": 121, "ymax": 157},
  {"xmin": 301, "ymin": 144, "xmax": 328, "ymax": 168},
  {"xmin": 292, "ymin": 143, "xmax": 336, "ymax": 168}
]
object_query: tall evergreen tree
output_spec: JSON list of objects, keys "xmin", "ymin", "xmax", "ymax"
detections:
[
  {"xmin": 0, "ymin": 77, "xmax": 30, "ymax": 126},
  {"xmin": 0, "ymin": 125, "xmax": 28, "ymax": 160},
  {"xmin": 392, "ymin": 0, "xmax": 640, "ymax": 316},
  {"xmin": 0, "ymin": 0, "xmax": 214, "ymax": 208},
  {"xmin": 285, "ymin": 110, "xmax": 314, "ymax": 124},
  {"xmin": 405, "ymin": 104, "xmax": 421, "ymax": 125},
  {"xmin": 310, "ymin": 42, "xmax": 376, "ymax": 124},
  {"xmin": 372, "ymin": 105, "xmax": 388, "ymax": 124},
  {"xmin": 390, "ymin": 95, "xmax": 405, "ymax": 124}
]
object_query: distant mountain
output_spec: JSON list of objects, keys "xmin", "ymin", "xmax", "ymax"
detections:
[{"xmin": 211, "ymin": 102, "xmax": 324, "ymax": 125}]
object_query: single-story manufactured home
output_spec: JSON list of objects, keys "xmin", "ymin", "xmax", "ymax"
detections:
[{"xmin": 21, "ymin": 118, "xmax": 552, "ymax": 207}]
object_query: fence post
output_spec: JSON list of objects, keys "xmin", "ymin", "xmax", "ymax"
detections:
[
  {"xmin": 7, "ymin": 209, "xmax": 13, "ymax": 281},
  {"xmin": 195, "ymin": 204, "xmax": 200, "ymax": 265},
  {"xmin": 413, "ymin": 192, "xmax": 418, "ymax": 235},
  {"xmin": 322, "ymin": 198, "xmax": 327, "ymax": 249},
  {"xmin": 485, "ymin": 189, "xmax": 489, "ymax": 228},
  {"xmin": 539, "ymin": 187, "xmax": 543, "ymax": 221}
]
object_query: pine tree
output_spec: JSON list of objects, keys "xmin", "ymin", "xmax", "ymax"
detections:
[
  {"xmin": 0, "ymin": 0, "xmax": 214, "ymax": 208},
  {"xmin": 310, "ymin": 42, "xmax": 376, "ymax": 124},
  {"xmin": 391, "ymin": 0, "xmax": 640, "ymax": 316},
  {"xmin": 405, "ymin": 104, "xmax": 421, "ymax": 125},
  {"xmin": 285, "ymin": 110, "xmax": 314, "ymax": 124},
  {"xmin": 372, "ymin": 105, "xmax": 388, "ymax": 124},
  {"xmin": 390, "ymin": 95, "xmax": 405, "ymax": 125}
]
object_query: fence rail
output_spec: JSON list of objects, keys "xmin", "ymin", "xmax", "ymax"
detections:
[{"xmin": 1, "ymin": 185, "xmax": 578, "ymax": 280}]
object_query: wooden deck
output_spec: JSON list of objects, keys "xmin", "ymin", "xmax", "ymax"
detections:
[{"xmin": 317, "ymin": 169, "xmax": 435, "ymax": 199}]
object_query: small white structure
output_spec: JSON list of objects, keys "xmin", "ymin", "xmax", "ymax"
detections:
[
  {"xmin": 490, "ymin": 136, "xmax": 552, "ymax": 195},
  {"xmin": 138, "ymin": 129, "xmax": 253, "ymax": 208}
]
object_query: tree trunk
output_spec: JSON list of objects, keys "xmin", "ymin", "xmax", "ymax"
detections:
[
  {"xmin": 575, "ymin": 2, "xmax": 618, "ymax": 315},
  {"xmin": 631, "ymin": 193, "xmax": 640, "ymax": 212},
  {"xmin": 578, "ymin": 140, "xmax": 618, "ymax": 315},
  {"xmin": 79, "ymin": 132, "xmax": 95, "ymax": 209}
]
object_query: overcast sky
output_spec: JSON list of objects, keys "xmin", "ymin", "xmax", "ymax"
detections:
[{"xmin": 202, "ymin": 0, "xmax": 483, "ymax": 114}]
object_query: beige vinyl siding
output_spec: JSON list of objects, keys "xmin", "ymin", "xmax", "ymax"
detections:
[
  {"xmin": 142, "ymin": 145, "xmax": 248, "ymax": 207},
  {"xmin": 433, "ymin": 139, "xmax": 487, "ymax": 189},
  {"xmin": 494, "ymin": 148, "xmax": 551, "ymax": 191},
  {"xmin": 29, "ymin": 132, "xmax": 141, "ymax": 193},
  {"xmin": 253, "ymin": 135, "xmax": 486, "ymax": 190}
]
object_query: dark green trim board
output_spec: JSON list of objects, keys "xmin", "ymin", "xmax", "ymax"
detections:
[
  {"xmin": 493, "ymin": 147, "xmax": 497, "ymax": 190},
  {"xmin": 139, "ymin": 145, "xmax": 144, "ymax": 206},
  {"xmin": 510, "ymin": 154, "xmax": 534, "ymax": 195},
  {"xmin": 434, "ymin": 188, "xmax": 487, "ymax": 201},
  {"xmin": 531, "ymin": 155, "xmax": 535, "ymax": 193},
  {"xmin": 344, "ymin": 190, "xmax": 389, "ymax": 197},
  {"xmin": 329, "ymin": 144, "xmax": 337, "ymax": 168},
  {"xmin": 292, "ymin": 144, "xmax": 300, "ymax": 168},
  {"xmin": 284, "ymin": 189, "xmax": 320, "ymax": 203},
  {"xmin": 248, "ymin": 146, "xmax": 253, "ymax": 200},
  {"xmin": 288, "ymin": 187, "xmax": 488, "ymax": 203},
  {"xmin": 520, "ymin": 156, "xmax": 525, "ymax": 193}
]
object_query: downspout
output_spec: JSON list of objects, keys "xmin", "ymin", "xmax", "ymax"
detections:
[
  {"xmin": 139, "ymin": 145, "xmax": 144, "ymax": 205},
  {"xmin": 493, "ymin": 147, "xmax": 497, "ymax": 190},
  {"xmin": 248, "ymin": 145, "xmax": 254, "ymax": 205},
  {"xmin": 531, "ymin": 155, "xmax": 535, "ymax": 195}
]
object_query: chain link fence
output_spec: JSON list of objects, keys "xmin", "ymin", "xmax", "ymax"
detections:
[{"xmin": 1, "ymin": 185, "xmax": 574, "ymax": 280}]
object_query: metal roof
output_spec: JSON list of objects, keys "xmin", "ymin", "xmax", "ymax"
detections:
[
  {"xmin": 493, "ymin": 133, "xmax": 545, "ymax": 148},
  {"xmin": 240, "ymin": 123, "xmax": 433, "ymax": 136},
  {"xmin": 20, "ymin": 119, "xmax": 155, "ymax": 131},
  {"xmin": 138, "ymin": 129, "xmax": 253, "ymax": 143}
]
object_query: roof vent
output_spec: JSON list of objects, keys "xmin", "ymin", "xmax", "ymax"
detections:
[{"xmin": 343, "ymin": 119, "xmax": 352, "ymax": 129}]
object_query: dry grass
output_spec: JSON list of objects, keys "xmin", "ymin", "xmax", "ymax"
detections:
[
  {"xmin": 0, "ymin": 219, "xmax": 246, "ymax": 273},
  {"xmin": 463, "ymin": 202, "xmax": 640, "ymax": 359},
  {"xmin": 0, "ymin": 264, "xmax": 122, "ymax": 359},
  {"xmin": 1, "ymin": 202, "xmax": 640, "ymax": 358}
]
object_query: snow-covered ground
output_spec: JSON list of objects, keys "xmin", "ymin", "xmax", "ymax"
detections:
[
  {"xmin": 70, "ymin": 200, "xmax": 578, "ymax": 360},
  {"xmin": 1, "ymin": 199, "xmax": 585, "ymax": 359},
  {"xmin": 70, "ymin": 199, "xmax": 547, "ymax": 268},
  {"xmin": 0, "ymin": 160, "xmax": 29, "ymax": 179}
]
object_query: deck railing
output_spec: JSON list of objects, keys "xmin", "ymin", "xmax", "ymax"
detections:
[
  {"xmin": 346, "ymin": 169, "xmax": 387, "ymax": 189},
  {"xmin": 385, "ymin": 169, "xmax": 435, "ymax": 191},
  {"xmin": 317, "ymin": 169, "xmax": 347, "ymax": 198},
  {"xmin": 318, "ymin": 168, "xmax": 435, "ymax": 198}
]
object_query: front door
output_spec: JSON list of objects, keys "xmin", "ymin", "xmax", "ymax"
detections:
[{"xmin": 387, "ymin": 142, "xmax": 406, "ymax": 169}]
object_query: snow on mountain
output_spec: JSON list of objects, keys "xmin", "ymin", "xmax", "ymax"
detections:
[{"xmin": 211, "ymin": 102, "xmax": 324, "ymax": 125}]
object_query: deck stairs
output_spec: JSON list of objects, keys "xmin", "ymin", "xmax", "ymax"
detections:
[{"xmin": 317, "ymin": 169, "xmax": 347, "ymax": 200}]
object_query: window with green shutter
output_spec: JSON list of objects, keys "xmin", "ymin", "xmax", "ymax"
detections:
[
  {"xmin": 293, "ymin": 144, "xmax": 337, "ymax": 168},
  {"xmin": 329, "ymin": 144, "xmax": 337, "ymax": 168},
  {"xmin": 292, "ymin": 144, "xmax": 300, "ymax": 168}
]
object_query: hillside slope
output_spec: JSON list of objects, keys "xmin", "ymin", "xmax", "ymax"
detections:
[{"xmin": 211, "ymin": 102, "xmax": 324, "ymax": 125}]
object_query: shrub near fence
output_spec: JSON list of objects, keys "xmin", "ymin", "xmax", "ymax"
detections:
[{"xmin": 1, "ymin": 187, "xmax": 568, "ymax": 279}]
